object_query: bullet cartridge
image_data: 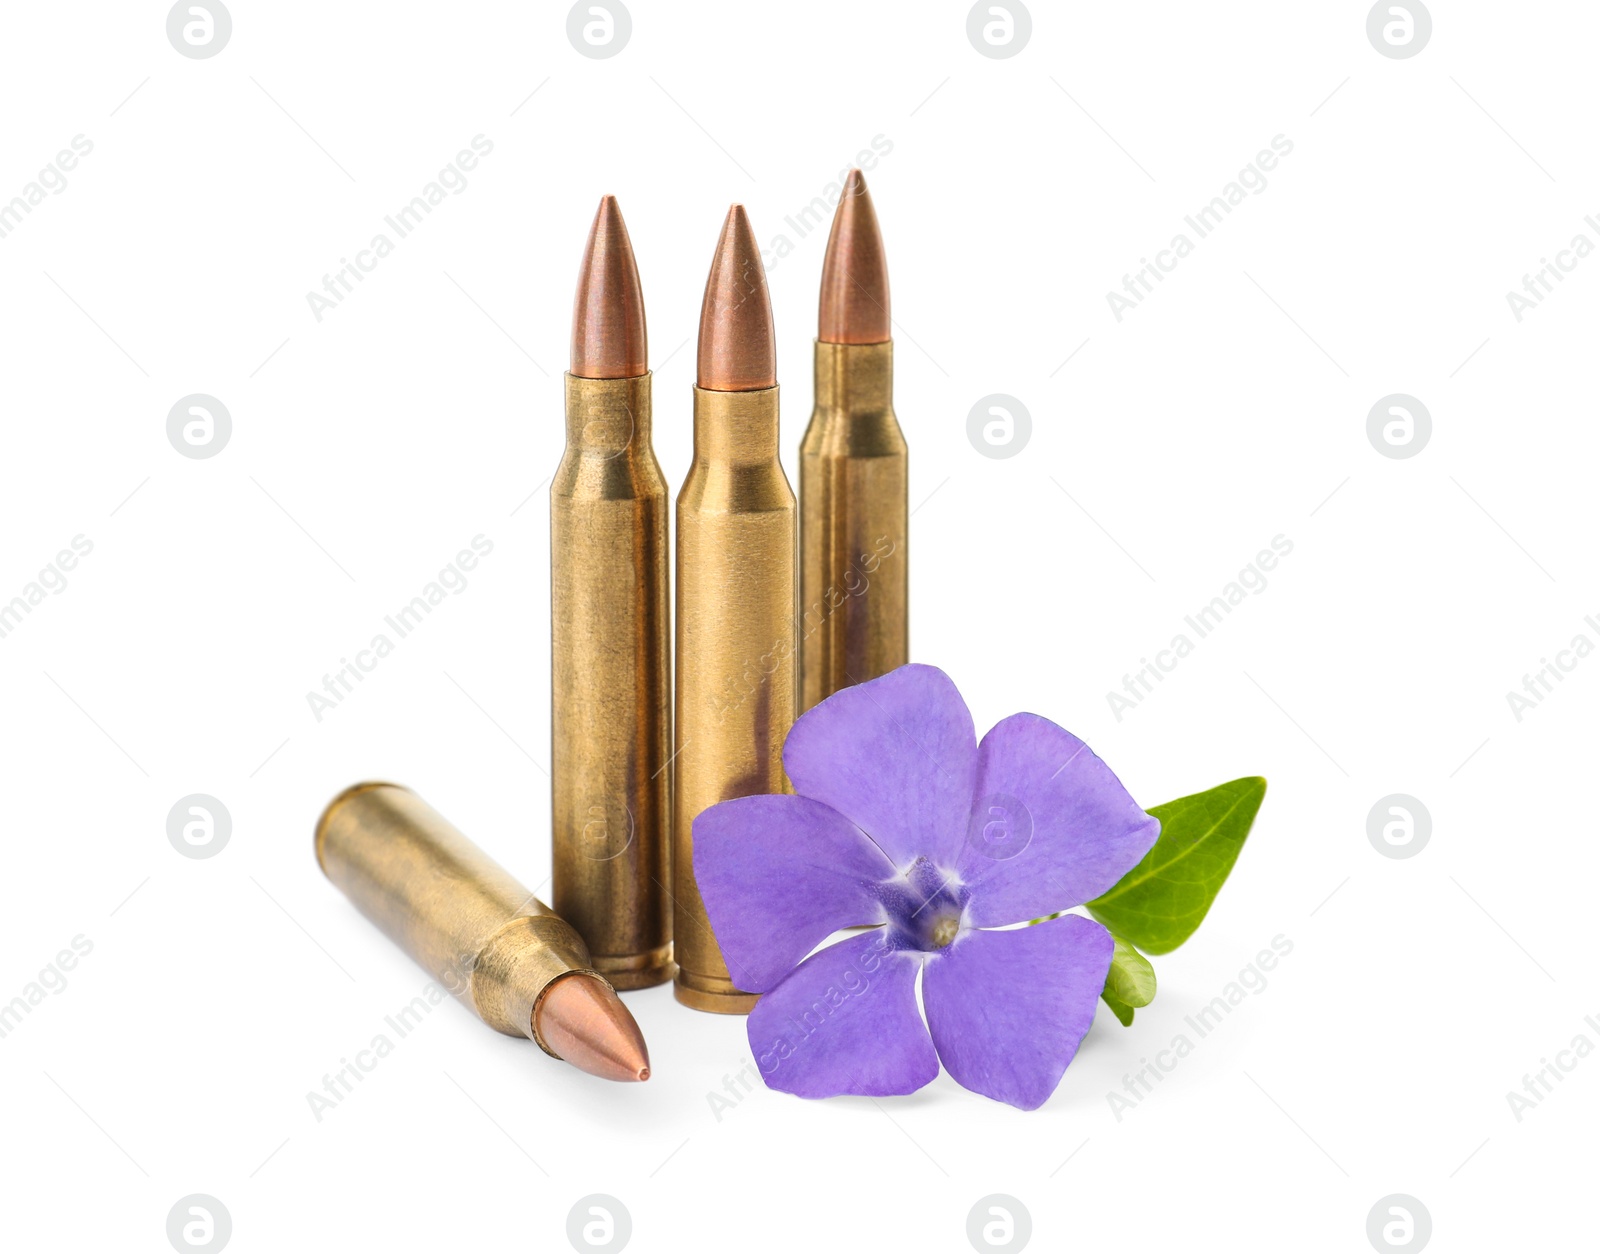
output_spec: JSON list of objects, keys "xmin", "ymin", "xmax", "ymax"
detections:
[
  {"xmin": 552, "ymin": 195, "xmax": 673, "ymax": 990},
  {"xmin": 316, "ymin": 782, "xmax": 651, "ymax": 1082},
  {"xmin": 800, "ymin": 169, "xmax": 907, "ymax": 712},
  {"xmin": 673, "ymin": 205, "xmax": 798, "ymax": 1014}
]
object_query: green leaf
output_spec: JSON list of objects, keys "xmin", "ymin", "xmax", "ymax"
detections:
[
  {"xmin": 1102, "ymin": 989, "xmax": 1137, "ymax": 1026},
  {"xmin": 1086, "ymin": 776, "xmax": 1266, "ymax": 955},
  {"xmin": 1100, "ymin": 935, "xmax": 1156, "ymax": 1026}
]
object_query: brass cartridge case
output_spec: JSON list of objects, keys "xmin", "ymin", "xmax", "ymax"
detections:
[
  {"xmin": 551, "ymin": 371, "xmax": 673, "ymax": 990},
  {"xmin": 799, "ymin": 340, "xmax": 908, "ymax": 712},
  {"xmin": 316, "ymin": 783, "xmax": 599, "ymax": 1049},
  {"xmin": 674, "ymin": 384, "xmax": 797, "ymax": 1013}
]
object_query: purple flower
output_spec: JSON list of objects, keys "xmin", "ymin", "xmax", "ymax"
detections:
[{"xmin": 692, "ymin": 664, "xmax": 1160, "ymax": 1110}]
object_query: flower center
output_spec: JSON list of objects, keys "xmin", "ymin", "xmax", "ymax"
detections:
[{"xmin": 878, "ymin": 856, "xmax": 968, "ymax": 954}]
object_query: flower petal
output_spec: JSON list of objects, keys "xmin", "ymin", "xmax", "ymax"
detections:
[
  {"xmin": 747, "ymin": 930, "xmax": 937, "ymax": 1099},
  {"xmin": 782, "ymin": 664, "xmax": 977, "ymax": 870},
  {"xmin": 957, "ymin": 713, "xmax": 1159, "ymax": 926},
  {"xmin": 693, "ymin": 795, "xmax": 893, "ymax": 993},
  {"xmin": 922, "ymin": 914, "xmax": 1112, "ymax": 1110}
]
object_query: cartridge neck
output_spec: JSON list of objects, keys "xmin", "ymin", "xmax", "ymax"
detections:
[
  {"xmin": 471, "ymin": 914, "xmax": 598, "ymax": 1055},
  {"xmin": 564, "ymin": 372, "xmax": 653, "ymax": 454},
  {"xmin": 813, "ymin": 340, "xmax": 893, "ymax": 416},
  {"xmin": 691, "ymin": 384, "xmax": 781, "ymax": 465}
]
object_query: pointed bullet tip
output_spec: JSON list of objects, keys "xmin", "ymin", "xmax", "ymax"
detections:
[
  {"xmin": 818, "ymin": 169, "xmax": 890, "ymax": 345},
  {"xmin": 537, "ymin": 973, "xmax": 652, "ymax": 1084},
  {"xmin": 571, "ymin": 195, "xmax": 648, "ymax": 378},
  {"xmin": 697, "ymin": 203, "xmax": 777, "ymax": 390}
]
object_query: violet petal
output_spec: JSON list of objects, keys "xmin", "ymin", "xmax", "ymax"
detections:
[
  {"xmin": 957, "ymin": 713, "xmax": 1160, "ymax": 926},
  {"xmin": 693, "ymin": 794, "xmax": 893, "ymax": 993},
  {"xmin": 746, "ymin": 930, "xmax": 938, "ymax": 1099},
  {"xmin": 782, "ymin": 664, "xmax": 977, "ymax": 870},
  {"xmin": 923, "ymin": 914, "xmax": 1113, "ymax": 1110}
]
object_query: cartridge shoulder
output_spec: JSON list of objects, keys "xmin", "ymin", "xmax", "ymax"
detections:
[
  {"xmin": 677, "ymin": 458, "xmax": 795, "ymax": 516},
  {"xmin": 552, "ymin": 446, "xmax": 669, "ymax": 504},
  {"xmin": 800, "ymin": 404, "xmax": 906, "ymax": 460}
]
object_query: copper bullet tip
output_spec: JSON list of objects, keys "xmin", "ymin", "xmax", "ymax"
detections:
[
  {"xmin": 697, "ymin": 203, "xmax": 777, "ymax": 391},
  {"xmin": 818, "ymin": 170, "xmax": 890, "ymax": 345},
  {"xmin": 571, "ymin": 194, "xmax": 648, "ymax": 379},
  {"xmin": 536, "ymin": 973, "xmax": 652, "ymax": 1083}
]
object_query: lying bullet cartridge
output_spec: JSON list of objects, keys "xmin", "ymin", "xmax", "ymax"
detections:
[
  {"xmin": 673, "ymin": 205, "xmax": 797, "ymax": 1014},
  {"xmin": 316, "ymin": 782, "xmax": 651, "ymax": 1082},
  {"xmin": 552, "ymin": 195, "xmax": 673, "ymax": 990},
  {"xmin": 800, "ymin": 168, "xmax": 908, "ymax": 712}
]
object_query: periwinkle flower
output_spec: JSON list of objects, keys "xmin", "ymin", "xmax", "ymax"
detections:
[{"xmin": 693, "ymin": 664, "xmax": 1160, "ymax": 1110}]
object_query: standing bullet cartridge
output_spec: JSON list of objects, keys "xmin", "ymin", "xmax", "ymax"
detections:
[
  {"xmin": 316, "ymin": 782, "xmax": 651, "ymax": 1082},
  {"xmin": 800, "ymin": 169, "xmax": 907, "ymax": 712},
  {"xmin": 552, "ymin": 195, "xmax": 673, "ymax": 990},
  {"xmin": 674, "ymin": 205, "xmax": 797, "ymax": 1014}
]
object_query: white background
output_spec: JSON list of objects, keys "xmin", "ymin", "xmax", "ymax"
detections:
[{"xmin": 0, "ymin": 2, "xmax": 1594, "ymax": 1251}]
